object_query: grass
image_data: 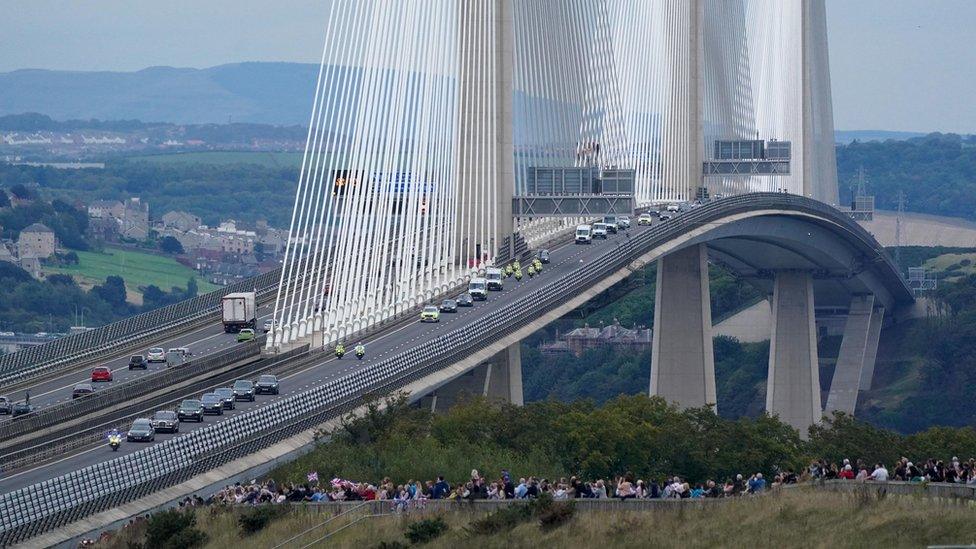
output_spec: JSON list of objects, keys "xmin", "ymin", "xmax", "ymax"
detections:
[
  {"xmin": 125, "ymin": 151, "xmax": 305, "ymax": 169},
  {"xmin": 923, "ymin": 252, "xmax": 976, "ymax": 281},
  {"xmin": 45, "ymin": 246, "xmax": 219, "ymax": 302},
  {"xmin": 97, "ymin": 488, "xmax": 976, "ymax": 549}
]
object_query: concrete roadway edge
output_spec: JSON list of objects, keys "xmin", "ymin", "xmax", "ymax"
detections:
[{"xmin": 26, "ymin": 211, "xmax": 831, "ymax": 547}]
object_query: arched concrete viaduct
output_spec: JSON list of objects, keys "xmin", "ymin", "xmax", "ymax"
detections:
[{"xmin": 413, "ymin": 193, "xmax": 913, "ymax": 434}]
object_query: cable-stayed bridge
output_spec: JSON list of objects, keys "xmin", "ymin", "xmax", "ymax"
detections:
[{"xmin": 0, "ymin": 2, "xmax": 911, "ymax": 546}]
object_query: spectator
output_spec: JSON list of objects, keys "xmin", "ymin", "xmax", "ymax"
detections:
[
  {"xmin": 747, "ymin": 473, "xmax": 766, "ymax": 494},
  {"xmin": 870, "ymin": 463, "xmax": 889, "ymax": 482},
  {"xmin": 839, "ymin": 464, "xmax": 855, "ymax": 480}
]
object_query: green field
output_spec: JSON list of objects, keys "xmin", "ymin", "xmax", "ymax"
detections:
[
  {"xmin": 923, "ymin": 252, "xmax": 976, "ymax": 280},
  {"xmin": 46, "ymin": 246, "xmax": 219, "ymax": 301},
  {"xmin": 126, "ymin": 151, "xmax": 305, "ymax": 168}
]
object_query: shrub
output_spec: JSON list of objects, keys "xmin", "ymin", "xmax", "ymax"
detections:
[
  {"xmin": 403, "ymin": 516, "xmax": 449, "ymax": 544},
  {"xmin": 238, "ymin": 505, "xmax": 288, "ymax": 535},
  {"xmin": 374, "ymin": 541, "xmax": 408, "ymax": 549},
  {"xmin": 144, "ymin": 509, "xmax": 207, "ymax": 549},
  {"xmin": 536, "ymin": 500, "xmax": 576, "ymax": 531},
  {"xmin": 466, "ymin": 503, "xmax": 533, "ymax": 535}
]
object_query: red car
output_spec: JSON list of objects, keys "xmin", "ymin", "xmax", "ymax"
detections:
[{"xmin": 91, "ymin": 367, "xmax": 113, "ymax": 382}]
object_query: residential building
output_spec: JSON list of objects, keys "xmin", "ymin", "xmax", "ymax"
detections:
[
  {"xmin": 87, "ymin": 200, "xmax": 124, "ymax": 220},
  {"xmin": 161, "ymin": 210, "xmax": 202, "ymax": 233},
  {"xmin": 121, "ymin": 197, "xmax": 150, "ymax": 240},
  {"xmin": 17, "ymin": 223, "xmax": 56, "ymax": 259},
  {"xmin": 557, "ymin": 320, "xmax": 653, "ymax": 357}
]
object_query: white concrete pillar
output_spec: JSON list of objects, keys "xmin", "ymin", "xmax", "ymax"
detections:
[
  {"xmin": 650, "ymin": 244, "xmax": 716, "ymax": 410},
  {"xmin": 858, "ymin": 306, "xmax": 885, "ymax": 391},
  {"xmin": 825, "ymin": 294, "xmax": 875, "ymax": 416},
  {"xmin": 766, "ymin": 271, "xmax": 821, "ymax": 436},
  {"xmin": 428, "ymin": 344, "xmax": 522, "ymax": 413}
]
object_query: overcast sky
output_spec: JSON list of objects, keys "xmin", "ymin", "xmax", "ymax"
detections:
[{"xmin": 1, "ymin": 0, "xmax": 973, "ymax": 133}]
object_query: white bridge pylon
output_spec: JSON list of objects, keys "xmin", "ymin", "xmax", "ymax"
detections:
[{"xmin": 269, "ymin": 0, "xmax": 838, "ymax": 349}]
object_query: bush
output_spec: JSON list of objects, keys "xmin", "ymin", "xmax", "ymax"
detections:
[
  {"xmin": 374, "ymin": 541, "xmax": 408, "ymax": 549},
  {"xmin": 238, "ymin": 505, "xmax": 288, "ymax": 535},
  {"xmin": 403, "ymin": 516, "xmax": 449, "ymax": 544},
  {"xmin": 466, "ymin": 503, "xmax": 533, "ymax": 535},
  {"xmin": 144, "ymin": 509, "xmax": 207, "ymax": 549},
  {"xmin": 536, "ymin": 500, "xmax": 576, "ymax": 531}
]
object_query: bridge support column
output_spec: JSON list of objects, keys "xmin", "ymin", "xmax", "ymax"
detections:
[
  {"xmin": 426, "ymin": 344, "xmax": 522, "ymax": 413},
  {"xmin": 766, "ymin": 271, "xmax": 820, "ymax": 436},
  {"xmin": 859, "ymin": 306, "xmax": 885, "ymax": 391},
  {"xmin": 825, "ymin": 295, "xmax": 875, "ymax": 416},
  {"xmin": 649, "ymin": 244, "xmax": 716, "ymax": 410}
]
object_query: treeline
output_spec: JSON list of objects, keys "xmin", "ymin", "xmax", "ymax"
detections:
[
  {"xmin": 274, "ymin": 395, "xmax": 976, "ymax": 488},
  {"xmin": 0, "ymin": 186, "xmax": 90, "ymax": 249},
  {"xmin": 836, "ymin": 133, "xmax": 976, "ymax": 220}
]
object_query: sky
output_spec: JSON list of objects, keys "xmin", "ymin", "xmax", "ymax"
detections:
[{"xmin": 0, "ymin": 0, "xmax": 973, "ymax": 133}]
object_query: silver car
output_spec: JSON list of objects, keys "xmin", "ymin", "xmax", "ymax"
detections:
[{"xmin": 146, "ymin": 347, "xmax": 166, "ymax": 363}]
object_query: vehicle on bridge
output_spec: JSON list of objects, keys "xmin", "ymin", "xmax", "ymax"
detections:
[
  {"xmin": 91, "ymin": 366, "xmax": 113, "ymax": 382},
  {"xmin": 537, "ymin": 249, "xmax": 551, "ymax": 263},
  {"xmin": 0, "ymin": 395, "xmax": 11, "ymax": 414},
  {"xmin": 263, "ymin": 319, "xmax": 274, "ymax": 333},
  {"xmin": 128, "ymin": 355, "xmax": 148, "ymax": 370},
  {"xmin": 659, "ymin": 211, "xmax": 674, "ymax": 221},
  {"xmin": 618, "ymin": 215, "xmax": 631, "ymax": 229},
  {"xmin": 201, "ymin": 393, "xmax": 224, "ymax": 415},
  {"xmin": 168, "ymin": 346, "xmax": 192, "ymax": 358},
  {"xmin": 72, "ymin": 383, "xmax": 94, "ymax": 399},
  {"xmin": 457, "ymin": 293, "xmax": 474, "ymax": 307},
  {"xmin": 420, "ymin": 306, "xmax": 440, "ymax": 323},
  {"xmin": 666, "ymin": 203, "xmax": 680, "ymax": 213},
  {"xmin": 575, "ymin": 224, "xmax": 592, "ymax": 244},
  {"xmin": 237, "ymin": 328, "xmax": 255, "ymax": 343},
  {"xmin": 439, "ymin": 299, "xmax": 458, "ymax": 313},
  {"xmin": 486, "ymin": 267, "xmax": 504, "ymax": 290},
  {"xmin": 255, "ymin": 374, "xmax": 280, "ymax": 395},
  {"xmin": 126, "ymin": 419, "xmax": 155, "ymax": 442},
  {"xmin": 12, "ymin": 401, "xmax": 34, "ymax": 418},
  {"xmin": 165, "ymin": 349, "xmax": 186, "ymax": 367},
  {"xmin": 602, "ymin": 215, "xmax": 619, "ymax": 233},
  {"xmin": 592, "ymin": 223, "xmax": 608, "ymax": 239},
  {"xmin": 177, "ymin": 399, "xmax": 204, "ymax": 422},
  {"xmin": 150, "ymin": 410, "xmax": 179, "ymax": 433},
  {"xmin": 214, "ymin": 387, "xmax": 236, "ymax": 409},
  {"xmin": 222, "ymin": 291, "xmax": 257, "ymax": 333},
  {"xmin": 468, "ymin": 278, "xmax": 488, "ymax": 300},
  {"xmin": 233, "ymin": 379, "xmax": 256, "ymax": 402},
  {"xmin": 637, "ymin": 213, "xmax": 654, "ymax": 226},
  {"xmin": 146, "ymin": 347, "xmax": 166, "ymax": 364}
]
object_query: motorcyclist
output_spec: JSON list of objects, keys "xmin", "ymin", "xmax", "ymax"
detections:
[
  {"xmin": 527, "ymin": 265, "xmax": 536, "ymax": 277},
  {"xmin": 513, "ymin": 260, "xmax": 521, "ymax": 271},
  {"xmin": 505, "ymin": 264, "xmax": 513, "ymax": 277},
  {"xmin": 108, "ymin": 428, "xmax": 122, "ymax": 451},
  {"xmin": 533, "ymin": 259, "xmax": 543, "ymax": 272},
  {"xmin": 514, "ymin": 269, "xmax": 523, "ymax": 281},
  {"xmin": 335, "ymin": 343, "xmax": 345, "ymax": 358},
  {"xmin": 355, "ymin": 343, "xmax": 365, "ymax": 359}
]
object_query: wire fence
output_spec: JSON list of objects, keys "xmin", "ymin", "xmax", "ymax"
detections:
[{"xmin": 0, "ymin": 194, "xmax": 911, "ymax": 545}]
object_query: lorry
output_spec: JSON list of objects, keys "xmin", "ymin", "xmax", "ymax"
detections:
[
  {"xmin": 222, "ymin": 292, "xmax": 257, "ymax": 333},
  {"xmin": 485, "ymin": 267, "xmax": 504, "ymax": 291}
]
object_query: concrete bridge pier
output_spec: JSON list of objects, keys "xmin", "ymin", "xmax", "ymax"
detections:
[
  {"xmin": 858, "ymin": 306, "xmax": 885, "ymax": 391},
  {"xmin": 766, "ymin": 270, "xmax": 821, "ymax": 436},
  {"xmin": 825, "ymin": 294, "xmax": 876, "ymax": 416},
  {"xmin": 649, "ymin": 244, "xmax": 716, "ymax": 410},
  {"xmin": 420, "ymin": 343, "xmax": 522, "ymax": 413}
]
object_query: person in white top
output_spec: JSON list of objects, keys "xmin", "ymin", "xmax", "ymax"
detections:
[{"xmin": 870, "ymin": 463, "xmax": 889, "ymax": 481}]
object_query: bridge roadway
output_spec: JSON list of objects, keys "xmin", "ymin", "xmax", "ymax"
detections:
[
  {"xmin": 0, "ymin": 218, "xmax": 640, "ymax": 494},
  {"xmin": 0, "ymin": 303, "xmax": 281, "ymax": 423}
]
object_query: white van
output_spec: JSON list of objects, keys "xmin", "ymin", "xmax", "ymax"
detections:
[
  {"xmin": 485, "ymin": 267, "xmax": 504, "ymax": 291},
  {"xmin": 575, "ymin": 224, "xmax": 592, "ymax": 244},
  {"xmin": 469, "ymin": 277, "xmax": 488, "ymax": 300},
  {"xmin": 666, "ymin": 203, "xmax": 680, "ymax": 213},
  {"xmin": 592, "ymin": 223, "xmax": 608, "ymax": 239}
]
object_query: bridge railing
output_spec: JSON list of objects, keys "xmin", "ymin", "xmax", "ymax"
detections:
[{"xmin": 0, "ymin": 194, "xmax": 910, "ymax": 545}]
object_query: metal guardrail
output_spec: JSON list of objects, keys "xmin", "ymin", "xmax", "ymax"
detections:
[
  {"xmin": 0, "ymin": 267, "xmax": 285, "ymax": 389},
  {"xmin": 0, "ymin": 340, "xmax": 265, "ymax": 448},
  {"xmin": 0, "ymin": 194, "xmax": 911, "ymax": 545}
]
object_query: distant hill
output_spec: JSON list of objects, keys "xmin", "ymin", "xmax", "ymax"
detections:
[
  {"xmin": 0, "ymin": 63, "xmax": 320, "ymax": 125},
  {"xmin": 834, "ymin": 130, "xmax": 928, "ymax": 144}
]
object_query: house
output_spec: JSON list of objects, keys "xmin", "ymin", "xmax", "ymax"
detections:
[
  {"xmin": 121, "ymin": 198, "xmax": 150, "ymax": 240},
  {"xmin": 87, "ymin": 200, "xmax": 124, "ymax": 220},
  {"xmin": 161, "ymin": 211, "xmax": 202, "ymax": 233},
  {"xmin": 17, "ymin": 223, "xmax": 56, "ymax": 259},
  {"xmin": 561, "ymin": 320, "xmax": 652, "ymax": 356}
]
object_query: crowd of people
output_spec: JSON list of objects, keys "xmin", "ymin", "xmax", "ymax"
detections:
[{"xmin": 809, "ymin": 456, "xmax": 976, "ymax": 484}]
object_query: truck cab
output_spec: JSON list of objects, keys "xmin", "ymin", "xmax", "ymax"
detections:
[
  {"xmin": 575, "ymin": 225, "xmax": 592, "ymax": 244},
  {"xmin": 469, "ymin": 278, "xmax": 488, "ymax": 300},
  {"xmin": 485, "ymin": 268, "xmax": 504, "ymax": 291}
]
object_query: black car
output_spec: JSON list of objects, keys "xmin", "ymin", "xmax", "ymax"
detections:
[
  {"xmin": 12, "ymin": 402, "xmax": 34, "ymax": 418},
  {"xmin": 214, "ymin": 387, "xmax": 236, "ymax": 410},
  {"xmin": 150, "ymin": 410, "xmax": 179, "ymax": 433},
  {"xmin": 127, "ymin": 418, "xmax": 155, "ymax": 442},
  {"xmin": 439, "ymin": 299, "xmax": 458, "ymax": 313},
  {"xmin": 201, "ymin": 393, "xmax": 224, "ymax": 415},
  {"xmin": 457, "ymin": 293, "xmax": 474, "ymax": 307},
  {"xmin": 128, "ymin": 355, "xmax": 149, "ymax": 370},
  {"xmin": 538, "ymin": 249, "xmax": 551, "ymax": 264},
  {"xmin": 254, "ymin": 374, "xmax": 278, "ymax": 395},
  {"xmin": 0, "ymin": 396, "xmax": 12, "ymax": 415},
  {"xmin": 233, "ymin": 379, "xmax": 256, "ymax": 402},
  {"xmin": 255, "ymin": 375, "xmax": 279, "ymax": 395},
  {"xmin": 177, "ymin": 399, "xmax": 204, "ymax": 422},
  {"xmin": 72, "ymin": 383, "xmax": 95, "ymax": 399}
]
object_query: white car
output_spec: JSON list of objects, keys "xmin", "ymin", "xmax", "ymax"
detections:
[
  {"xmin": 637, "ymin": 213, "xmax": 653, "ymax": 226},
  {"xmin": 592, "ymin": 223, "xmax": 608, "ymax": 239},
  {"xmin": 659, "ymin": 211, "xmax": 674, "ymax": 221},
  {"xmin": 262, "ymin": 319, "xmax": 274, "ymax": 333},
  {"xmin": 575, "ymin": 224, "xmax": 592, "ymax": 244},
  {"xmin": 666, "ymin": 203, "xmax": 680, "ymax": 213},
  {"xmin": 146, "ymin": 347, "xmax": 166, "ymax": 363},
  {"xmin": 617, "ymin": 215, "xmax": 631, "ymax": 229}
]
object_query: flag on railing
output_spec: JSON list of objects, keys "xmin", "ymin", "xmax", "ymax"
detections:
[{"xmin": 307, "ymin": 471, "xmax": 318, "ymax": 483}]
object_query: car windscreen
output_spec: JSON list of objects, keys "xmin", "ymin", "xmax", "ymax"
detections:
[
  {"xmin": 258, "ymin": 375, "xmax": 277, "ymax": 383},
  {"xmin": 154, "ymin": 411, "xmax": 176, "ymax": 419},
  {"xmin": 215, "ymin": 388, "xmax": 233, "ymax": 396},
  {"xmin": 132, "ymin": 419, "xmax": 152, "ymax": 429},
  {"xmin": 181, "ymin": 400, "xmax": 201, "ymax": 408},
  {"xmin": 202, "ymin": 395, "xmax": 220, "ymax": 403},
  {"xmin": 234, "ymin": 380, "xmax": 253, "ymax": 389},
  {"xmin": 424, "ymin": 306, "xmax": 438, "ymax": 313}
]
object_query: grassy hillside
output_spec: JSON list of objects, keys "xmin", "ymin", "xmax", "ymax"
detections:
[
  {"xmin": 127, "ymin": 151, "xmax": 304, "ymax": 169},
  {"xmin": 97, "ymin": 489, "xmax": 976, "ymax": 549}
]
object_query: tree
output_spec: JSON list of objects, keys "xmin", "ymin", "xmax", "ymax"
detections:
[
  {"xmin": 8, "ymin": 184, "xmax": 33, "ymax": 200},
  {"xmin": 92, "ymin": 275, "xmax": 127, "ymax": 307},
  {"xmin": 0, "ymin": 189, "xmax": 9, "ymax": 208},
  {"xmin": 186, "ymin": 277, "xmax": 199, "ymax": 298},
  {"xmin": 159, "ymin": 235, "xmax": 185, "ymax": 255}
]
